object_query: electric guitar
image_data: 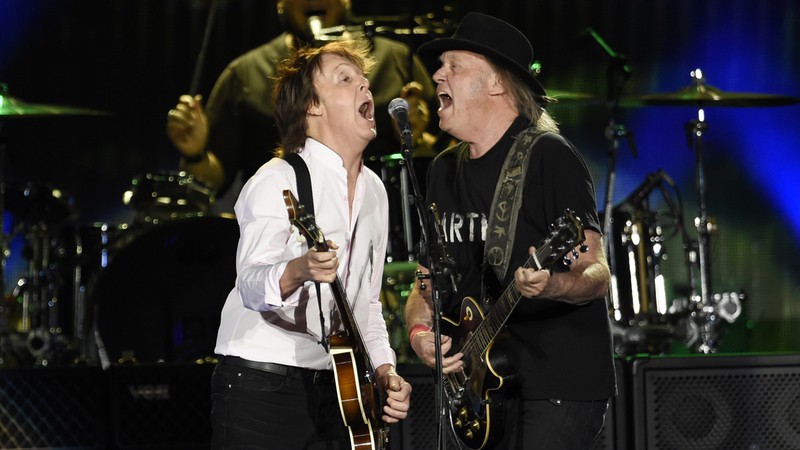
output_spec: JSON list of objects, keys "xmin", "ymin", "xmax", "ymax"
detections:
[
  {"xmin": 442, "ymin": 210, "xmax": 586, "ymax": 450},
  {"xmin": 284, "ymin": 190, "xmax": 388, "ymax": 450}
]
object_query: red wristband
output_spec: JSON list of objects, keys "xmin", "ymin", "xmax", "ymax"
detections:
[{"xmin": 408, "ymin": 324, "xmax": 433, "ymax": 342}]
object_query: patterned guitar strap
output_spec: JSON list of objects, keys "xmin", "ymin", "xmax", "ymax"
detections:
[{"xmin": 481, "ymin": 127, "xmax": 544, "ymax": 310}]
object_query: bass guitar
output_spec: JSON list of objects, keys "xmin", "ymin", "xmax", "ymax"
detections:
[
  {"xmin": 284, "ymin": 190, "xmax": 388, "ymax": 450},
  {"xmin": 442, "ymin": 210, "xmax": 586, "ymax": 450}
]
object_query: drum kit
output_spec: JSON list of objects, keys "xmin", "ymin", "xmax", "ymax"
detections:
[
  {"xmin": 1, "ymin": 84, "xmax": 237, "ymax": 369},
  {"xmin": 597, "ymin": 68, "xmax": 799, "ymax": 355}
]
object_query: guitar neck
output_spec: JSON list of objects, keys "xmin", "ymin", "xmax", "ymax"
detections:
[
  {"xmin": 463, "ymin": 246, "xmax": 550, "ymax": 359},
  {"xmin": 326, "ymin": 263, "xmax": 373, "ymax": 371}
]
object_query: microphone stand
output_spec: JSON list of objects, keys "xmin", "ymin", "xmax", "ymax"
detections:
[
  {"xmin": 584, "ymin": 28, "xmax": 636, "ymax": 326},
  {"xmin": 399, "ymin": 131, "xmax": 455, "ymax": 450}
]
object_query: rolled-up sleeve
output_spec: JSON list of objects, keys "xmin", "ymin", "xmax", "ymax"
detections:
[{"xmin": 233, "ymin": 163, "xmax": 303, "ymax": 312}]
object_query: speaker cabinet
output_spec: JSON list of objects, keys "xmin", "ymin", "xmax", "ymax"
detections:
[
  {"xmin": 0, "ymin": 365, "xmax": 106, "ymax": 449},
  {"xmin": 632, "ymin": 353, "xmax": 800, "ymax": 449},
  {"xmin": 108, "ymin": 362, "xmax": 214, "ymax": 449}
]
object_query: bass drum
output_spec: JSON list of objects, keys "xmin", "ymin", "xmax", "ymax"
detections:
[{"xmin": 89, "ymin": 215, "xmax": 239, "ymax": 364}]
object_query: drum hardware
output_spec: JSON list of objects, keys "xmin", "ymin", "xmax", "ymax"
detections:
[
  {"xmin": 381, "ymin": 260, "xmax": 418, "ymax": 363},
  {"xmin": 365, "ymin": 154, "xmax": 431, "ymax": 263},
  {"xmin": 669, "ymin": 291, "xmax": 745, "ymax": 353},
  {"xmin": 122, "ymin": 171, "xmax": 214, "ymax": 225},
  {"xmin": 610, "ymin": 68, "xmax": 791, "ymax": 355},
  {"xmin": 4, "ymin": 223, "xmax": 67, "ymax": 366},
  {"xmin": 69, "ymin": 222, "xmax": 127, "ymax": 364},
  {"xmin": 1, "ymin": 83, "xmax": 112, "ymax": 367}
]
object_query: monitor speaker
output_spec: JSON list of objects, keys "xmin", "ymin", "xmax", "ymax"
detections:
[{"xmin": 632, "ymin": 353, "xmax": 800, "ymax": 449}]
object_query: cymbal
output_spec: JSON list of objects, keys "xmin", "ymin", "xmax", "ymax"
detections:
[
  {"xmin": 545, "ymin": 89, "xmax": 595, "ymax": 103},
  {"xmin": 0, "ymin": 88, "xmax": 111, "ymax": 118},
  {"xmin": 621, "ymin": 84, "xmax": 800, "ymax": 107}
]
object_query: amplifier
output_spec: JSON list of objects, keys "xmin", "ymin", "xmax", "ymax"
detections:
[
  {"xmin": 108, "ymin": 362, "xmax": 215, "ymax": 449},
  {"xmin": 632, "ymin": 353, "xmax": 800, "ymax": 449}
]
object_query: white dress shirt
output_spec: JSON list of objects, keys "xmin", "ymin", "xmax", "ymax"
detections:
[{"xmin": 214, "ymin": 138, "xmax": 395, "ymax": 371}]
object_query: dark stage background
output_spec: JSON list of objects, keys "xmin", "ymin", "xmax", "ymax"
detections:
[{"xmin": 1, "ymin": 0, "xmax": 799, "ymax": 360}]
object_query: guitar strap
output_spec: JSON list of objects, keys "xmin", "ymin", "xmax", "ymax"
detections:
[
  {"xmin": 284, "ymin": 152, "xmax": 329, "ymax": 352},
  {"xmin": 481, "ymin": 127, "xmax": 544, "ymax": 308}
]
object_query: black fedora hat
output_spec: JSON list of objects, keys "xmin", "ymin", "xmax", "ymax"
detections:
[{"xmin": 417, "ymin": 12, "xmax": 548, "ymax": 101}]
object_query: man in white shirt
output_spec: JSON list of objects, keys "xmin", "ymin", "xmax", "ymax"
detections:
[{"xmin": 211, "ymin": 38, "xmax": 411, "ymax": 449}]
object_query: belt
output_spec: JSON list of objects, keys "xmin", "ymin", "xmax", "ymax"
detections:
[{"xmin": 219, "ymin": 356, "xmax": 334, "ymax": 386}]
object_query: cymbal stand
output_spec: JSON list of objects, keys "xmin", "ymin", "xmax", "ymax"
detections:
[
  {"xmin": 685, "ymin": 72, "xmax": 712, "ymax": 293},
  {"xmin": 683, "ymin": 69, "xmax": 727, "ymax": 354},
  {"xmin": 687, "ymin": 115, "xmax": 711, "ymax": 309}
]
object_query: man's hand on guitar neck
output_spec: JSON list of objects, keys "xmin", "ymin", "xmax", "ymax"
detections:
[
  {"xmin": 375, "ymin": 364, "xmax": 412, "ymax": 424},
  {"xmin": 516, "ymin": 229, "xmax": 610, "ymax": 304},
  {"xmin": 279, "ymin": 240, "xmax": 340, "ymax": 298}
]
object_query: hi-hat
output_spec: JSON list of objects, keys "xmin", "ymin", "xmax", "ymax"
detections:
[
  {"xmin": 621, "ymin": 84, "xmax": 800, "ymax": 107},
  {"xmin": 0, "ymin": 85, "xmax": 111, "ymax": 118}
]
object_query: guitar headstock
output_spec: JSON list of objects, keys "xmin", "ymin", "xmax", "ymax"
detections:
[
  {"xmin": 283, "ymin": 190, "xmax": 326, "ymax": 249},
  {"xmin": 536, "ymin": 209, "xmax": 586, "ymax": 270}
]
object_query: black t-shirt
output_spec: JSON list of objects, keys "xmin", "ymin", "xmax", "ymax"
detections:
[{"xmin": 424, "ymin": 116, "xmax": 616, "ymax": 400}]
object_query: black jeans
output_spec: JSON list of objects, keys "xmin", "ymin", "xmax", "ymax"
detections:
[
  {"xmin": 210, "ymin": 358, "xmax": 349, "ymax": 450},
  {"xmin": 495, "ymin": 397, "xmax": 609, "ymax": 449}
]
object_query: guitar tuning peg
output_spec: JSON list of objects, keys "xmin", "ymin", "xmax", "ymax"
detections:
[
  {"xmin": 571, "ymin": 249, "xmax": 579, "ymax": 259},
  {"xmin": 562, "ymin": 256, "xmax": 573, "ymax": 266},
  {"xmin": 579, "ymin": 244, "xmax": 589, "ymax": 253}
]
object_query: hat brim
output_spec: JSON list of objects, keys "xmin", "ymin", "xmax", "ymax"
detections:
[{"xmin": 417, "ymin": 38, "xmax": 548, "ymax": 99}]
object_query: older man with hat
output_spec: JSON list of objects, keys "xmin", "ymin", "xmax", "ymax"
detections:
[{"xmin": 404, "ymin": 12, "xmax": 617, "ymax": 449}]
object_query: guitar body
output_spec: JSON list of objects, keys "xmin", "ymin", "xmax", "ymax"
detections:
[
  {"xmin": 441, "ymin": 297, "xmax": 517, "ymax": 450},
  {"xmin": 329, "ymin": 333, "xmax": 388, "ymax": 450},
  {"xmin": 432, "ymin": 209, "xmax": 585, "ymax": 450}
]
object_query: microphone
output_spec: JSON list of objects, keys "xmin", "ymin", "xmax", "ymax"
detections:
[
  {"xmin": 622, "ymin": 169, "xmax": 667, "ymax": 207},
  {"xmin": 307, "ymin": 15, "xmax": 323, "ymax": 42},
  {"xmin": 578, "ymin": 27, "xmax": 631, "ymax": 76},
  {"xmin": 388, "ymin": 97, "xmax": 413, "ymax": 151}
]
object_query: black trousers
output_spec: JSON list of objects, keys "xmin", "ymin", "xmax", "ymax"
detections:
[
  {"xmin": 495, "ymin": 396, "xmax": 609, "ymax": 450},
  {"xmin": 210, "ymin": 357, "xmax": 349, "ymax": 450}
]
